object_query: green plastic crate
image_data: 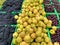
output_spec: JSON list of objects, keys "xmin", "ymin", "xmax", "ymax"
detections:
[
  {"xmin": 0, "ymin": 25, "xmax": 16, "ymax": 45},
  {"xmin": 11, "ymin": 0, "xmax": 60, "ymax": 45},
  {"xmin": 0, "ymin": 0, "xmax": 23, "ymax": 44},
  {"xmin": 11, "ymin": 2, "xmax": 51, "ymax": 45},
  {"xmin": 0, "ymin": 0, "xmax": 24, "ymax": 44},
  {"xmin": 43, "ymin": 0, "xmax": 60, "ymax": 42},
  {"xmin": 0, "ymin": 13, "xmax": 17, "ymax": 25},
  {"xmin": 51, "ymin": 0, "xmax": 60, "ymax": 5}
]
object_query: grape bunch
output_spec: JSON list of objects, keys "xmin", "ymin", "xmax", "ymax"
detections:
[
  {"xmin": 2, "ymin": 0, "xmax": 23, "ymax": 13},
  {"xmin": 0, "ymin": 13, "xmax": 16, "ymax": 45},
  {"xmin": 12, "ymin": 0, "xmax": 57, "ymax": 45},
  {"xmin": 52, "ymin": 0, "xmax": 60, "ymax": 4},
  {"xmin": 43, "ymin": 0, "xmax": 51, "ymax": 4},
  {"xmin": 0, "ymin": 13, "xmax": 16, "ymax": 25},
  {"xmin": 51, "ymin": 28, "xmax": 60, "ymax": 43},
  {"xmin": 47, "ymin": 15, "xmax": 58, "ymax": 26},
  {"xmin": 0, "ymin": 0, "xmax": 23, "ymax": 45},
  {"xmin": 0, "ymin": 25, "xmax": 15, "ymax": 45},
  {"xmin": 44, "ymin": 5, "xmax": 54, "ymax": 12},
  {"xmin": 54, "ymin": 5, "xmax": 60, "ymax": 13}
]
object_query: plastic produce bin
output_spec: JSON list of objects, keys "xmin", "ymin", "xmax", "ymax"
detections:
[
  {"xmin": 43, "ymin": 0, "xmax": 60, "ymax": 43},
  {"xmin": 0, "ymin": 0, "xmax": 24, "ymax": 45},
  {"xmin": 10, "ymin": 0, "xmax": 60, "ymax": 45},
  {"xmin": 0, "ymin": 25, "xmax": 16, "ymax": 45},
  {"xmin": 11, "ymin": 2, "xmax": 52, "ymax": 45}
]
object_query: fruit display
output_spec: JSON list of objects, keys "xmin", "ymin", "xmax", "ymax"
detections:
[
  {"xmin": 0, "ymin": 0, "xmax": 23, "ymax": 45},
  {"xmin": 47, "ymin": 15, "xmax": 58, "ymax": 26},
  {"xmin": 44, "ymin": 5, "xmax": 54, "ymax": 12},
  {"xmin": 0, "ymin": 25, "xmax": 15, "ymax": 45},
  {"xmin": 50, "ymin": 26, "xmax": 57, "ymax": 35},
  {"xmin": 0, "ymin": 0, "xmax": 23, "ymax": 25},
  {"xmin": 43, "ymin": 0, "xmax": 51, "ymax": 4},
  {"xmin": 51, "ymin": 28, "xmax": 60, "ymax": 43},
  {"xmin": 0, "ymin": 13, "xmax": 16, "ymax": 25},
  {"xmin": 52, "ymin": 0, "xmax": 60, "ymax": 4},
  {"xmin": 0, "ymin": 0, "xmax": 60, "ymax": 45},
  {"xmin": 54, "ymin": 5, "xmax": 60, "ymax": 13},
  {"xmin": 12, "ymin": 0, "xmax": 58, "ymax": 45},
  {"xmin": 2, "ymin": 0, "xmax": 23, "ymax": 13},
  {"xmin": 44, "ymin": 0, "xmax": 60, "ymax": 44}
]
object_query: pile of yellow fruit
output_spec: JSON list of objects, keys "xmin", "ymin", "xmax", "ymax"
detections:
[{"xmin": 13, "ymin": 0, "xmax": 59, "ymax": 45}]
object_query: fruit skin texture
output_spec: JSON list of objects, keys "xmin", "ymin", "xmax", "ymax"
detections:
[
  {"xmin": 17, "ymin": 28, "xmax": 22, "ymax": 33},
  {"xmin": 36, "ymin": 30, "xmax": 42, "ymax": 37},
  {"xmin": 47, "ymin": 23, "xmax": 52, "ymax": 28},
  {"xmin": 35, "ymin": 37, "xmax": 42, "ymax": 42},
  {"xmin": 23, "ymin": 22, "xmax": 28, "ymax": 27},
  {"xmin": 19, "ymin": 31, "xmax": 25, "ymax": 38},
  {"xmin": 36, "ymin": 43, "xmax": 41, "ymax": 45},
  {"xmin": 16, "ymin": 37, "xmax": 22, "ymax": 43},
  {"xmin": 43, "ymin": 17, "xmax": 49, "ymax": 24},
  {"xmin": 31, "ymin": 33, "xmax": 36, "ymax": 39},
  {"xmin": 31, "ymin": 42, "xmax": 37, "ymax": 45},
  {"xmin": 39, "ymin": 0, "xmax": 43, "ymax": 4},
  {"xmin": 24, "ymin": 34, "xmax": 32, "ymax": 43},
  {"xmin": 45, "ymin": 37, "xmax": 50, "ymax": 43},
  {"xmin": 28, "ymin": 28, "xmax": 34, "ymax": 34}
]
